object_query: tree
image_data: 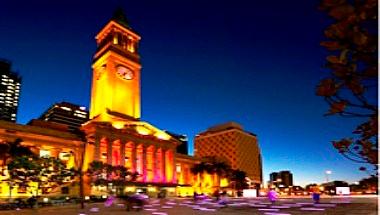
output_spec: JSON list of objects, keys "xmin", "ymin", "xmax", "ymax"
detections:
[
  {"xmin": 316, "ymin": 0, "xmax": 378, "ymax": 172},
  {"xmin": 305, "ymin": 183, "xmax": 318, "ymax": 193},
  {"xmin": 86, "ymin": 161, "xmax": 138, "ymax": 195},
  {"xmin": 228, "ymin": 169, "xmax": 249, "ymax": 191},
  {"xmin": 204, "ymin": 156, "xmax": 231, "ymax": 188},
  {"xmin": 359, "ymin": 175, "xmax": 378, "ymax": 193},
  {"xmin": 190, "ymin": 161, "xmax": 211, "ymax": 181},
  {"xmin": 7, "ymin": 156, "xmax": 76, "ymax": 202},
  {"xmin": 190, "ymin": 157, "xmax": 231, "ymax": 189},
  {"xmin": 0, "ymin": 138, "xmax": 34, "ymax": 167}
]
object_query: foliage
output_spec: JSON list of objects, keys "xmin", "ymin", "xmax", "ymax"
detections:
[
  {"xmin": 86, "ymin": 161, "xmax": 138, "ymax": 187},
  {"xmin": 0, "ymin": 138, "xmax": 34, "ymax": 166},
  {"xmin": 316, "ymin": 0, "xmax": 378, "ymax": 171},
  {"xmin": 305, "ymin": 183, "xmax": 318, "ymax": 192},
  {"xmin": 228, "ymin": 169, "xmax": 249, "ymax": 190},
  {"xmin": 190, "ymin": 157, "xmax": 249, "ymax": 190},
  {"xmin": 7, "ymin": 156, "xmax": 77, "ymax": 195},
  {"xmin": 190, "ymin": 156, "xmax": 231, "ymax": 186},
  {"xmin": 358, "ymin": 175, "xmax": 378, "ymax": 190}
]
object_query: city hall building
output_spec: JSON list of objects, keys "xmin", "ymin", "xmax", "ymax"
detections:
[{"xmin": 0, "ymin": 9, "xmax": 262, "ymax": 198}]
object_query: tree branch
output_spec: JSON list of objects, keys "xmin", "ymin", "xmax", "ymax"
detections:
[{"xmin": 341, "ymin": 153, "xmax": 368, "ymax": 164}]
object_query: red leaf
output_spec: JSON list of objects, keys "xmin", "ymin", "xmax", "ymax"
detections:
[
  {"xmin": 316, "ymin": 79, "xmax": 338, "ymax": 96},
  {"xmin": 329, "ymin": 101, "xmax": 347, "ymax": 114},
  {"xmin": 328, "ymin": 4, "xmax": 355, "ymax": 20},
  {"xmin": 320, "ymin": 41, "xmax": 342, "ymax": 51},
  {"xmin": 346, "ymin": 79, "xmax": 365, "ymax": 95},
  {"xmin": 326, "ymin": 55, "xmax": 343, "ymax": 64}
]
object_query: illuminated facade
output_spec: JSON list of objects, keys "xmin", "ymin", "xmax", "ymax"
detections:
[
  {"xmin": 175, "ymin": 154, "xmax": 229, "ymax": 197},
  {"xmin": 90, "ymin": 8, "xmax": 141, "ymax": 121},
  {"xmin": 195, "ymin": 122, "xmax": 263, "ymax": 186},
  {"xmin": 0, "ymin": 59, "xmax": 21, "ymax": 122},
  {"xmin": 0, "ymin": 9, "xmax": 239, "ymax": 198},
  {"xmin": 36, "ymin": 102, "xmax": 89, "ymax": 132},
  {"xmin": 81, "ymin": 9, "xmax": 182, "ymax": 196},
  {"xmin": 0, "ymin": 120, "xmax": 83, "ymax": 197}
]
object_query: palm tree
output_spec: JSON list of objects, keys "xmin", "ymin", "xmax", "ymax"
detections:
[
  {"xmin": 191, "ymin": 157, "xmax": 231, "ymax": 192},
  {"xmin": 203, "ymin": 156, "xmax": 231, "ymax": 188},
  {"xmin": 190, "ymin": 161, "xmax": 210, "ymax": 190},
  {"xmin": 228, "ymin": 169, "xmax": 249, "ymax": 196}
]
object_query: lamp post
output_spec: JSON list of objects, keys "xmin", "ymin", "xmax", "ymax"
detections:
[
  {"xmin": 325, "ymin": 170, "xmax": 332, "ymax": 195},
  {"xmin": 325, "ymin": 170, "xmax": 332, "ymax": 183}
]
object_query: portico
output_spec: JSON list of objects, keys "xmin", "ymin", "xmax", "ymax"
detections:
[{"xmin": 81, "ymin": 119, "xmax": 179, "ymax": 187}]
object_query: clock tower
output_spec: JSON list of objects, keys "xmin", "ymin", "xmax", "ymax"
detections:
[{"xmin": 90, "ymin": 8, "xmax": 141, "ymax": 121}]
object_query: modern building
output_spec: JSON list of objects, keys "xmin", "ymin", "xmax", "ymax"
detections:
[
  {"xmin": 269, "ymin": 172, "xmax": 279, "ymax": 184},
  {"xmin": 35, "ymin": 102, "xmax": 89, "ymax": 132},
  {"xmin": 0, "ymin": 59, "xmax": 21, "ymax": 122},
  {"xmin": 166, "ymin": 131, "xmax": 188, "ymax": 155},
  {"xmin": 269, "ymin": 170, "xmax": 293, "ymax": 187},
  {"xmin": 194, "ymin": 122, "xmax": 263, "ymax": 187}
]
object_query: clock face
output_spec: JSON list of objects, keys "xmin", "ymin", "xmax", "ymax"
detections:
[{"xmin": 116, "ymin": 66, "xmax": 134, "ymax": 80}]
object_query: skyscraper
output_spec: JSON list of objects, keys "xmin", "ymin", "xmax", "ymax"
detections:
[
  {"xmin": 0, "ymin": 59, "xmax": 21, "ymax": 122},
  {"xmin": 36, "ymin": 101, "xmax": 89, "ymax": 132},
  {"xmin": 269, "ymin": 170, "xmax": 293, "ymax": 187},
  {"xmin": 166, "ymin": 131, "xmax": 189, "ymax": 155},
  {"xmin": 195, "ymin": 122, "xmax": 263, "ymax": 186}
]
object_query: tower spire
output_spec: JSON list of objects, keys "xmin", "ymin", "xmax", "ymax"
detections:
[{"xmin": 112, "ymin": 7, "xmax": 130, "ymax": 29}]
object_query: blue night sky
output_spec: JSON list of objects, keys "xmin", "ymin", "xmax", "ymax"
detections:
[{"xmin": 0, "ymin": 0, "xmax": 373, "ymax": 186}]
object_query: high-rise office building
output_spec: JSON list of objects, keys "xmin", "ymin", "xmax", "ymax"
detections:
[
  {"xmin": 195, "ymin": 122, "xmax": 263, "ymax": 186},
  {"xmin": 0, "ymin": 59, "xmax": 21, "ymax": 122},
  {"xmin": 270, "ymin": 172, "xmax": 279, "ymax": 182},
  {"xmin": 36, "ymin": 102, "xmax": 89, "ymax": 132},
  {"xmin": 166, "ymin": 131, "xmax": 188, "ymax": 155},
  {"xmin": 269, "ymin": 170, "xmax": 293, "ymax": 187}
]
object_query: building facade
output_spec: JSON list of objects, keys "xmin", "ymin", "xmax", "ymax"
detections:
[
  {"xmin": 79, "ymin": 8, "xmax": 185, "ymax": 196},
  {"xmin": 166, "ymin": 131, "xmax": 188, "ymax": 155},
  {"xmin": 35, "ymin": 102, "xmax": 89, "ymax": 132},
  {"xmin": 195, "ymin": 122, "xmax": 263, "ymax": 186},
  {"xmin": 0, "ymin": 9, "xmax": 258, "ymax": 198},
  {"xmin": 0, "ymin": 120, "xmax": 83, "ymax": 197},
  {"xmin": 269, "ymin": 170, "xmax": 293, "ymax": 188},
  {"xmin": 0, "ymin": 59, "xmax": 21, "ymax": 122}
]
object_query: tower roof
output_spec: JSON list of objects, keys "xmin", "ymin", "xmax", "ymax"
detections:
[{"xmin": 111, "ymin": 7, "xmax": 130, "ymax": 29}]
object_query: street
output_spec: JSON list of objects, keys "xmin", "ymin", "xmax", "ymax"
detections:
[{"xmin": 0, "ymin": 196, "xmax": 377, "ymax": 215}]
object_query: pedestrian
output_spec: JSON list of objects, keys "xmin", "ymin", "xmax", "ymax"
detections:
[
  {"xmin": 267, "ymin": 189, "xmax": 277, "ymax": 204},
  {"xmin": 312, "ymin": 186, "xmax": 321, "ymax": 204},
  {"xmin": 213, "ymin": 189, "xmax": 220, "ymax": 201},
  {"xmin": 104, "ymin": 195, "xmax": 115, "ymax": 207},
  {"xmin": 218, "ymin": 191, "xmax": 229, "ymax": 206},
  {"xmin": 193, "ymin": 192, "xmax": 198, "ymax": 201}
]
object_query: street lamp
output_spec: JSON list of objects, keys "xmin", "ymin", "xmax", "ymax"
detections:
[{"xmin": 325, "ymin": 170, "xmax": 332, "ymax": 183}]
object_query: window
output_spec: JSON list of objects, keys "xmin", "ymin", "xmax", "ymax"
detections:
[
  {"xmin": 59, "ymin": 152, "xmax": 71, "ymax": 161},
  {"xmin": 60, "ymin": 106, "xmax": 72, "ymax": 111},
  {"xmin": 40, "ymin": 149, "xmax": 51, "ymax": 157},
  {"xmin": 18, "ymin": 186, "xmax": 27, "ymax": 193},
  {"xmin": 176, "ymin": 164, "xmax": 181, "ymax": 172},
  {"xmin": 61, "ymin": 187, "xmax": 69, "ymax": 194}
]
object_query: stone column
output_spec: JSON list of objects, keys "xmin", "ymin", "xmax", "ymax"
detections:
[
  {"xmin": 94, "ymin": 135, "xmax": 101, "ymax": 161},
  {"xmin": 120, "ymin": 141, "xmax": 126, "ymax": 167},
  {"xmin": 172, "ymin": 149, "xmax": 177, "ymax": 184},
  {"xmin": 107, "ymin": 138, "xmax": 112, "ymax": 165},
  {"xmin": 152, "ymin": 146, "xmax": 157, "ymax": 182},
  {"xmin": 131, "ymin": 142, "xmax": 137, "ymax": 173},
  {"xmin": 162, "ymin": 148, "xmax": 166, "ymax": 183},
  {"xmin": 142, "ymin": 144, "xmax": 147, "ymax": 182}
]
